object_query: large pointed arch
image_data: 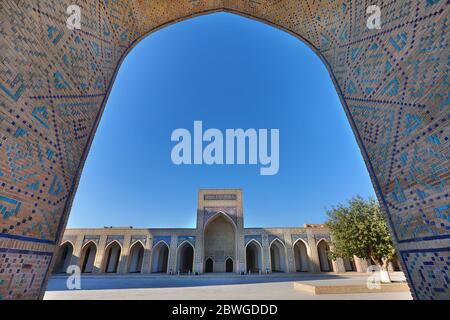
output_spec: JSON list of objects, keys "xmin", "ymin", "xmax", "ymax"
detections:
[
  {"xmin": 245, "ymin": 239, "xmax": 263, "ymax": 274},
  {"xmin": 203, "ymin": 211, "xmax": 237, "ymax": 273},
  {"xmin": 0, "ymin": 1, "xmax": 447, "ymax": 300},
  {"xmin": 269, "ymin": 238, "xmax": 288, "ymax": 273},
  {"xmin": 317, "ymin": 239, "xmax": 334, "ymax": 273}
]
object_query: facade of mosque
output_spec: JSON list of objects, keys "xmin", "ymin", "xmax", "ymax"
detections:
[{"xmin": 55, "ymin": 189, "xmax": 384, "ymax": 275}]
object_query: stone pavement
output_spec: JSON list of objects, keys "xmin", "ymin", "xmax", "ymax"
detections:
[{"xmin": 44, "ymin": 272, "xmax": 412, "ymax": 300}]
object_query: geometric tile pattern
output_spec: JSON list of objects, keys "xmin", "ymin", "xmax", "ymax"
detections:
[
  {"xmin": 314, "ymin": 234, "xmax": 332, "ymax": 244},
  {"xmin": 152, "ymin": 236, "xmax": 172, "ymax": 247},
  {"xmin": 0, "ymin": 248, "xmax": 52, "ymax": 300},
  {"xmin": 268, "ymin": 235, "xmax": 285, "ymax": 245},
  {"xmin": 0, "ymin": 0, "xmax": 449, "ymax": 299},
  {"xmin": 244, "ymin": 235, "xmax": 262, "ymax": 246},
  {"xmin": 61, "ymin": 234, "xmax": 77, "ymax": 245},
  {"xmin": 105, "ymin": 235, "xmax": 124, "ymax": 247},
  {"xmin": 401, "ymin": 248, "xmax": 450, "ymax": 300},
  {"xmin": 177, "ymin": 236, "xmax": 196, "ymax": 247},
  {"xmin": 82, "ymin": 235, "xmax": 100, "ymax": 246},
  {"xmin": 130, "ymin": 235, "xmax": 147, "ymax": 247},
  {"xmin": 204, "ymin": 207, "xmax": 238, "ymax": 226},
  {"xmin": 291, "ymin": 233, "xmax": 308, "ymax": 244}
]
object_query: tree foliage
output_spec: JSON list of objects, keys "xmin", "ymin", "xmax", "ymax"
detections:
[{"xmin": 325, "ymin": 196, "xmax": 396, "ymax": 269}]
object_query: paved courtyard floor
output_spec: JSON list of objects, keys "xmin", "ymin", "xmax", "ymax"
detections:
[{"xmin": 44, "ymin": 272, "xmax": 412, "ymax": 300}]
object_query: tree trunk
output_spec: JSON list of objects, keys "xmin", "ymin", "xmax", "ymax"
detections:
[{"xmin": 380, "ymin": 260, "xmax": 392, "ymax": 283}]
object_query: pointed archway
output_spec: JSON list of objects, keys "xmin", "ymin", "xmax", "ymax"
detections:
[
  {"xmin": 317, "ymin": 239, "xmax": 333, "ymax": 272},
  {"xmin": 176, "ymin": 241, "xmax": 194, "ymax": 274},
  {"xmin": 53, "ymin": 242, "xmax": 74, "ymax": 274},
  {"xmin": 103, "ymin": 241, "xmax": 122, "ymax": 273},
  {"xmin": 79, "ymin": 241, "xmax": 97, "ymax": 273},
  {"xmin": 270, "ymin": 239, "xmax": 287, "ymax": 273},
  {"xmin": 127, "ymin": 241, "xmax": 145, "ymax": 273},
  {"xmin": 151, "ymin": 241, "xmax": 169, "ymax": 273},
  {"xmin": 293, "ymin": 239, "xmax": 309, "ymax": 272}
]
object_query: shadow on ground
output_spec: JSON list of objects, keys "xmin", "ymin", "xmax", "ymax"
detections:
[{"xmin": 46, "ymin": 273, "xmax": 356, "ymax": 291}]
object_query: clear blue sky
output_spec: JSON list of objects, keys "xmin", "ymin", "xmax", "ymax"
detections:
[{"xmin": 67, "ymin": 13, "xmax": 375, "ymax": 229}]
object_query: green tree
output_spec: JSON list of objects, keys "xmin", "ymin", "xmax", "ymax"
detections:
[{"xmin": 325, "ymin": 196, "xmax": 396, "ymax": 282}]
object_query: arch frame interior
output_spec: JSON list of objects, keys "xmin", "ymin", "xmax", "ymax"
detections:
[
  {"xmin": 203, "ymin": 211, "xmax": 238, "ymax": 273},
  {"xmin": 0, "ymin": 1, "xmax": 448, "ymax": 300}
]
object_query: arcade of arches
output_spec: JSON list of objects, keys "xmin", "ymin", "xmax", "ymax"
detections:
[
  {"xmin": 53, "ymin": 190, "xmax": 401, "ymax": 277},
  {"xmin": 0, "ymin": 1, "xmax": 448, "ymax": 300}
]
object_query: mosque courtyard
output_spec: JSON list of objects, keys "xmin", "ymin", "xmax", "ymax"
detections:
[{"xmin": 44, "ymin": 272, "xmax": 411, "ymax": 300}]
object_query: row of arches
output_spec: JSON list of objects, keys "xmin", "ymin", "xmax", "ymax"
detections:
[
  {"xmin": 55, "ymin": 240, "xmax": 147, "ymax": 274},
  {"xmin": 153, "ymin": 241, "xmax": 235, "ymax": 274},
  {"xmin": 245, "ymin": 238, "xmax": 334, "ymax": 273},
  {"xmin": 54, "ymin": 240, "xmax": 194, "ymax": 275},
  {"xmin": 145, "ymin": 211, "xmax": 239, "ymax": 274},
  {"xmin": 54, "ymin": 238, "xmax": 337, "ymax": 274}
]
